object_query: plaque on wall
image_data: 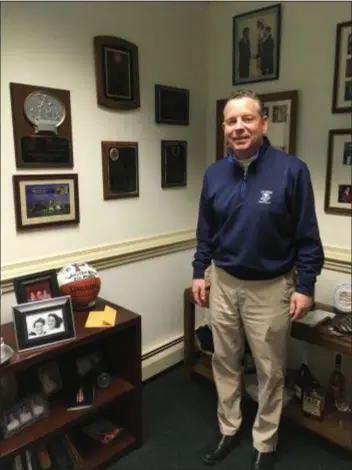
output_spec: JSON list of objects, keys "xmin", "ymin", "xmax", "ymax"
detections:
[
  {"xmin": 101, "ymin": 141, "xmax": 139, "ymax": 200},
  {"xmin": 155, "ymin": 85, "xmax": 189, "ymax": 125},
  {"xmin": 161, "ymin": 140, "xmax": 187, "ymax": 188},
  {"xmin": 10, "ymin": 83, "xmax": 74, "ymax": 169},
  {"xmin": 94, "ymin": 36, "xmax": 140, "ymax": 110}
]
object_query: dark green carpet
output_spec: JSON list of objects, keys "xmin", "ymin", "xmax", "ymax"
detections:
[{"xmin": 111, "ymin": 364, "xmax": 352, "ymax": 470}]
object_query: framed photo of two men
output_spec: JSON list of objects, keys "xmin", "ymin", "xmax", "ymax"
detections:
[{"xmin": 232, "ymin": 4, "xmax": 281, "ymax": 85}]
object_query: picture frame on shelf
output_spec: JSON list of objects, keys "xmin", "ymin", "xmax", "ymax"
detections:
[
  {"xmin": 232, "ymin": 3, "xmax": 282, "ymax": 85},
  {"xmin": 215, "ymin": 90, "xmax": 298, "ymax": 160},
  {"xmin": 101, "ymin": 141, "xmax": 139, "ymax": 200},
  {"xmin": 93, "ymin": 35, "xmax": 140, "ymax": 110},
  {"xmin": 332, "ymin": 21, "xmax": 352, "ymax": 113},
  {"xmin": 324, "ymin": 128, "xmax": 352, "ymax": 216},
  {"xmin": 12, "ymin": 295, "xmax": 76, "ymax": 353},
  {"xmin": 13, "ymin": 270, "xmax": 61, "ymax": 304},
  {"xmin": 12, "ymin": 173, "xmax": 80, "ymax": 231},
  {"xmin": 161, "ymin": 140, "xmax": 187, "ymax": 188},
  {"xmin": 9, "ymin": 82, "xmax": 74, "ymax": 169},
  {"xmin": 1, "ymin": 393, "xmax": 49, "ymax": 439},
  {"xmin": 38, "ymin": 361, "xmax": 63, "ymax": 396},
  {"xmin": 155, "ymin": 84, "xmax": 189, "ymax": 125}
]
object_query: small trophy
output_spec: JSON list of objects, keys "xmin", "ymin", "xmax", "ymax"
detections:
[{"xmin": 21, "ymin": 90, "xmax": 70, "ymax": 164}]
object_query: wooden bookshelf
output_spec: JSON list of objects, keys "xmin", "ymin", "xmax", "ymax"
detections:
[
  {"xmin": 0, "ymin": 297, "xmax": 142, "ymax": 468},
  {"xmin": 183, "ymin": 287, "xmax": 352, "ymax": 453}
]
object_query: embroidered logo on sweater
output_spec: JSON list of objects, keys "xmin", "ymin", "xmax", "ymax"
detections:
[{"xmin": 258, "ymin": 190, "xmax": 273, "ymax": 204}]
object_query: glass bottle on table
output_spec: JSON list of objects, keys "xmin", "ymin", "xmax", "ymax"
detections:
[
  {"xmin": 295, "ymin": 347, "xmax": 320, "ymax": 403},
  {"xmin": 328, "ymin": 353, "xmax": 349, "ymax": 412}
]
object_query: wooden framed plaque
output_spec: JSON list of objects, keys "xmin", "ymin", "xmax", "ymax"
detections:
[
  {"xmin": 215, "ymin": 90, "xmax": 298, "ymax": 160},
  {"xmin": 161, "ymin": 140, "xmax": 187, "ymax": 188},
  {"xmin": 101, "ymin": 141, "xmax": 139, "ymax": 200},
  {"xmin": 94, "ymin": 36, "xmax": 140, "ymax": 110},
  {"xmin": 155, "ymin": 85, "xmax": 189, "ymax": 125},
  {"xmin": 10, "ymin": 83, "xmax": 74, "ymax": 169},
  {"xmin": 13, "ymin": 173, "xmax": 80, "ymax": 231}
]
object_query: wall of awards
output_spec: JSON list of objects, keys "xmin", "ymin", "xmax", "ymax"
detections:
[{"xmin": 9, "ymin": 35, "xmax": 190, "ymax": 233}]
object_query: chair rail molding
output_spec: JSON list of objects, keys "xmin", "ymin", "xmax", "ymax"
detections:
[
  {"xmin": 1, "ymin": 232, "xmax": 350, "ymax": 293},
  {"xmin": 1, "ymin": 229, "xmax": 196, "ymax": 293}
]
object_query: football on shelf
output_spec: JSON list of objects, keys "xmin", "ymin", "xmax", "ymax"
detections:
[{"xmin": 57, "ymin": 262, "xmax": 101, "ymax": 310}]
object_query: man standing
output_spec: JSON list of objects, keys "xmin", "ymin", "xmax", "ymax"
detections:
[
  {"xmin": 192, "ymin": 91, "xmax": 324, "ymax": 470},
  {"xmin": 260, "ymin": 26, "xmax": 274, "ymax": 75},
  {"xmin": 238, "ymin": 27, "xmax": 251, "ymax": 79}
]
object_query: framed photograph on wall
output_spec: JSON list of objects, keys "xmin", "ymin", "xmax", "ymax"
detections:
[
  {"xmin": 332, "ymin": 21, "xmax": 352, "ymax": 113},
  {"xmin": 12, "ymin": 173, "xmax": 80, "ymax": 231},
  {"xmin": 101, "ymin": 141, "xmax": 139, "ymax": 200},
  {"xmin": 232, "ymin": 4, "xmax": 282, "ymax": 85},
  {"xmin": 13, "ymin": 270, "xmax": 61, "ymax": 304},
  {"xmin": 215, "ymin": 90, "xmax": 298, "ymax": 160},
  {"xmin": 93, "ymin": 35, "xmax": 140, "ymax": 110},
  {"xmin": 324, "ymin": 128, "xmax": 352, "ymax": 216},
  {"xmin": 12, "ymin": 296, "xmax": 76, "ymax": 353},
  {"xmin": 155, "ymin": 85, "xmax": 189, "ymax": 125},
  {"xmin": 161, "ymin": 140, "xmax": 187, "ymax": 188}
]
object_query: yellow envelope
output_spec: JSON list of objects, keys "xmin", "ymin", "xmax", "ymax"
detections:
[{"xmin": 85, "ymin": 305, "xmax": 117, "ymax": 328}]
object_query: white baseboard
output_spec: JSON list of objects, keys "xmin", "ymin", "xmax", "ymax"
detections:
[{"xmin": 142, "ymin": 339, "xmax": 184, "ymax": 382}]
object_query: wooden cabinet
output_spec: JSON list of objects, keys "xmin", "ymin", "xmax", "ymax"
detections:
[
  {"xmin": 183, "ymin": 287, "xmax": 352, "ymax": 453},
  {"xmin": 0, "ymin": 297, "xmax": 142, "ymax": 469}
]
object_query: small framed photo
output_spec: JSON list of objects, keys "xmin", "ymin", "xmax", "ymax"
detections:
[
  {"xmin": 13, "ymin": 270, "xmax": 61, "ymax": 304},
  {"xmin": 161, "ymin": 140, "xmax": 187, "ymax": 188},
  {"xmin": 12, "ymin": 295, "xmax": 76, "ymax": 353},
  {"xmin": 155, "ymin": 84, "xmax": 189, "ymax": 125},
  {"xmin": 93, "ymin": 35, "xmax": 140, "ymax": 110},
  {"xmin": 12, "ymin": 173, "xmax": 80, "ymax": 231},
  {"xmin": 232, "ymin": 3, "xmax": 282, "ymax": 85},
  {"xmin": 324, "ymin": 128, "xmax": 352, "ymax": 216},
  {"xmin": 101, "ymin": 141, "xmax": 139, "ymax": 200},
  {"xmin": 38, "ymin": 361, "xmax": 62, "ymax": 396},
  {"xmin": 1, "ymin": 394, "xmax": 48, "ymax": 439},
  {"xmin": 332, "ymin": 21, "xmax": 352, "ymax": 113}
]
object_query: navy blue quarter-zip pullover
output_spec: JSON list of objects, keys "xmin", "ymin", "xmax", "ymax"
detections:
[{"xmin": 192, "ymin": 137, "xmax": 324, "ymax": 296}]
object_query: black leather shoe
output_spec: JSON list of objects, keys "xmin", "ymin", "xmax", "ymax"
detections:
[
  {"xmin": 251, "ymin": 449, "xmax": 276, "ymax": 470},
  {"xmin": 202, "ymin": 433, "xmax": 239, "ymax": 465}
]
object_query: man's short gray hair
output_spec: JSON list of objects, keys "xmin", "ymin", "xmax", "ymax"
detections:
[{"xmin": 225, "ymin": 90, "xmax": 266, "ymax": 117}]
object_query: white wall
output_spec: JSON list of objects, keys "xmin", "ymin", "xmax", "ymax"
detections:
[{"xmin": 0, "ymin": 1, "xmax": 207, "ymax": 265}]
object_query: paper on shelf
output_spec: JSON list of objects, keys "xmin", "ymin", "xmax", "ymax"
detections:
[{"xmin": 85, "ymin": 305, "xmax": 117, "ymax": 328}]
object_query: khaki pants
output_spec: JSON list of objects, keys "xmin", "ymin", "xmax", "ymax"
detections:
[{"xmin": 209, "ymin": 264, "xmax": 294, "ymax": 453}]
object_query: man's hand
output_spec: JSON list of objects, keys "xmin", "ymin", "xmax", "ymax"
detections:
[
  {"xmin": 289, "ymin": 292, "xmax": 313, "ymax": 321},
  {"xmin": 192, "ymin": 279, "xmax": 207, "ymax": 306}
]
